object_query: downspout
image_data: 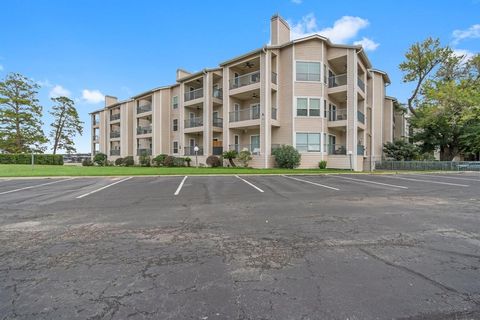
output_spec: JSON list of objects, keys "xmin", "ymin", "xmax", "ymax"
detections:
[{"xmin": 262, "ymin": 46, "xmax": 269, "ymax": 168}]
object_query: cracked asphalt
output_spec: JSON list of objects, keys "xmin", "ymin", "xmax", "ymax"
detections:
[{"xmin": 0, "ymin": 173, "xmax": 480, "ymax": 319}]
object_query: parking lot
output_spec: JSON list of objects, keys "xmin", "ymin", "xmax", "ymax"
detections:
[{"xmin": 1, "ymin": 172, "xmax": 479, "ymax": 319}]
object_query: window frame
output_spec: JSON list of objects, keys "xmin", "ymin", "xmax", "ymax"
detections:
[
  {"xmin": 295, "ymin": 61, "xmax": 321, "ymax": 82},
  {"xmin": 295, "ymin": 132, "xmax": 322, "ymax": 153},
  {"xmin": 295, "ymin": 97, "xmax": 323, "ymax": 117},
  {"xmin": 172, "ymin": 96, "xmax": 178, "ymax": 109},
  {"xmin": 172, "ymin": 141, "xmax": 179, "ymax": 154},
  {"xmin": 173, "ymin": 119, "xmax": 178, "ymax": 131}
]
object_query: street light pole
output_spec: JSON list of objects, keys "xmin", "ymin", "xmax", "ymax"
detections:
[
  {"xmin": 194, "ymin": 145, "xmax": 199, "ymax": 168},
  {"xmin": 348, "ymin": 150, "xmax": 353, "ymax": 171}
]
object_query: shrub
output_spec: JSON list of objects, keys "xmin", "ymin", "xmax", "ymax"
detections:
[
  {"xmin": 106, "ymin": 160, "xmax": 115, "ymax": 166},
  {"xmin": 184, "ymin": 157, "xmax": 192, "ymax": 167},
  {"xmin": 238, "ymin": 150, "xmax": 252, "ymax": 167},
  {"xmin": 206, "ymin": 155, "xmax": 221, "ymax": 167},
  {"xmin": 82, "ymin": 158, "xmax": 94, "ymax": 166},
  {"xmin": 383, "ymin": 140, "xmax": 420, "ymax": 161},
  {"xmin": 123, "ymin": 156, "xmax": 134, "ymax": 167},
  {"xmin": 115, "ymin": 157, "xmax": 124, "ymax": 166},
  {"xmin": 164, "ymin": 155, "xmax": 175, "ymax": 167},
  {"xmin": 174, "ymin": 157, "xmax": 185, "ymax": 167},
  {"xmin": 222, "ymin": 150, "xmax": 237, "ymax": 167},
  {"xmin": 319, "ymin": 160, "xmax": 327, "ymax": 169},
  {"xmin": 0, "ymin": 153, "xmax": 63, "ymax": 165},
  {"xmin": 153, "ymin": 154, "xmax": 168, "ymax": 167},
  {"xmin": 272, "ymin": 145, "xmax": 301, "ymax": 169},
  {"xmin": 139, "ymin": 152, "xmax": 151, "ymax": 167},
  {"xmin": 93, "ymin": 153, "xmax": 107, "ymax": 166}
]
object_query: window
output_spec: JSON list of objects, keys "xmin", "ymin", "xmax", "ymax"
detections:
[
  {"xmin": 324, "ymin": 100, "xmax": 328, "ymax": 118},
  {"xmin": 172, "ymin": 96, "xmax": 178, "ymax": 109},
  {"xmin": 296, "ymin": 98, "xmax": 321, "ymax": 117},
  {"xmin": 296, "ymin": 133, "xmax": 321, "ymax": 152},
  {"xmin": 309, "ymin": 98, "xmax": 320, "ymax": 116},
  {"xmin": 173, "ymin": 119, "xmax": 178, "ymax": 131},
  {"xmin": 323, "ymin": 64, "xmax": 327, "ymax": 83},
  {"xmin": 173, "ymin": 141, "xmax": 178, "ymax": 154},
  {"xmin": 296, "ymin": 98, "xmax": 308, "ymax": 116},
  {"xmin": 250, "ymin": 135, "xmax": 260, "ymax": 155},
  {"xmin": 296, "ymin": 62, "xmax": 321, "ymax": 81}
]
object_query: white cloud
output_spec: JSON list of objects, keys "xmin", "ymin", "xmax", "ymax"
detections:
[
  {"xmin": 49, "ymin": 85, "xmax": 71, "ymax": 98},
  {"xmin": 291, "ymin": 0, "xmax": 302, "ymax": 4},
  {"xmin": 37, "ymin": 79, "xmax": 53, "ymax": 87},
  {"xmin": 452, "ymin": 24, "xmax": 480, "ymax": 44},
  {"xmin": 290, "ymin": 14, "xmax": 370, "ymax": 44},
  {"xmin": 452, "ymin": 49, "xmax": 475, "ymax": 62},
  {"xmin": 353, "ymin": 37, "xmax": 380, "ymax": 51},
  {"xmin": 82, "ymin": 89, "xmax": 104, "ymax": 104}
]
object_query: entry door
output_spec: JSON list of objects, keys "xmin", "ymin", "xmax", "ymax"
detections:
[
  {"xmin": 189, "ymin": 139, "xmax": 195, "ymax": 155},
  {"xmin": 251, "ymin": 104, "xmax": 260, "ymax": 120},
  {"xmin": 250, "ymin": 135, "xmax": 260, "ymax": 155},
  {"xmin": 234, "ymin": 135, "xmax": 240, "ymax": 153},
  {"xmin": 234, "ymin": 104, "xmax": 240, "ymax": 121},
  {"xmin": 329, "ymin": 104, "xmax": 337, "ymax": 121},
  {"xmin": 189, "ymin": 112, "xmax": 195, "ymax": 127},
  {"xmin": 328, "ymin": 135, "xmax": 336, "ymax": 154}
]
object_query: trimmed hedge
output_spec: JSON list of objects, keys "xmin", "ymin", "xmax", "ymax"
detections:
[{"xmin": 0, "ymin": 154, "xmax": 64, "ymax": 165}]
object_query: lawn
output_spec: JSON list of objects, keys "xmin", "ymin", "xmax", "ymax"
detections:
[{"xmin": 0, "ymin": 164, "xmax": 353, "ymax": 177}]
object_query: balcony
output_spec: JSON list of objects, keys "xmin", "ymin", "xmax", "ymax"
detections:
[
  {"xmin": 229, "ymin": 144, "xmax": 261, "ymax": 155},
  {"xmin": 93, "ymin": 135, "xmax": 99, "ymax": 141},
  {"xmin": 110, "ymin": 131, "xmax": 120, "ymax": 139},
  {"xmin": 357, "ymin": 77, "xmax": 365, "ymax": 92},
  {"xmin": 184, "ymin": 146, "xmax": 204, "ymax": 156},
  {"xmin": 110, "ymin": 149, "xmax": 120, "ymax": 156},
  {"xmin": 229, "ymin": 71, "xmax": 260, "ymax": 89},
  {"xmin": 137, "ymin": 104, "xmax": 152, "ymax": 114},
  {"xmin": 184, "ymin": 117, "xmax": 203, "ymax": 129},
  {"xmin": 271, "ymin": 72, "xmax": 278, "ymax": 85},
  {"xmin": 326, "ymin": 144, "xmax": 347, "ymax": 155},
  {"xmin": 137, "ymin": 125, "xmax": 152, "ymax": 135},
  {"xmin": 213, "ymin": 117, "xmax": 223, "ymax": 128},
  {"xmin": 185, "ymin": 88, "xmax": 203, "ymax": 101},
  {"xmin": 213, "ymin": 88, "xmax": 223, "ymax": 100},
  {"xmin": 137, "ymin": 148, "xmax": 152, "ymax": 156},
  {"xmin": 271, "ymin": 107, "xmax": 277, "ymax": 120},
  {"xmin": 110, "ymin": 113, "xmax": 120, "ymax": 121},
  {"xmin": 327, "ymin": 109, "xmax": 347, "ymax": 121},
  {"xmin": 357, "ymin": 145, "xmax": 365, "ymax": 156},
  {"xmin": 229, "ymin": 107, "xmax": 260, "ymax": 122},
  {"xmin": 93, "ymin": 119, "xmax": 100, "ymax": 126},
  {"xmin": 357, "ymin": 111, "xmax": 365, "ymax": 124},
  {"xmin": 328, "ymin": 74, "xmax": 347, "ymax": 88}
]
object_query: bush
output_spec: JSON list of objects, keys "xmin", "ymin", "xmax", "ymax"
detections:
[
  {"xmin": 383, "ymin": 140, "xmax": 420, "ymax": 161},
  {"xmin": 93, "ymin": 153, "xmax": 107, "ymax": 166},
  {"xmin": 106, "ymin": 160, "xmax": 115, "ymax": 166},
  {"xmin": 0, "ymin": 153, "xmax": 64, "ymax": 165},
  {"xmin": 174, "ymin": 157, "xmax": 185, "ymax": 167},
  {"xmin": 272, "ymin": 145, "xmax": 301, "ymax": 169},
  {"xmin": 163, "ymin": 155, "xmax": 175, "ymax": 167},
  {"xmin": 319, "ymin": 160, "xmax": 327, "ymax": 169},
  {"xmin": 238, "ymin": 150, "xmax": 252, "ymax": 167},
  {"xmin": 123, "ymin": 156, "xmax": 134, "ymax": 167},
  {"xmin": 222, "ymin": 150, "xmax": 237, "ymax": 167},
  {"xmin": 139, "ymin": 152, "xmax": 151, "ymax": 167},
  {"xmin": 115, "ymin": 157, "xmax": 124, "ymax": 166},
  {"xmin": 82, "ymin": 158, "xmax": 94, "ymax": 166},
  {"xmin": 153, "ymin": 154, "xmax": 168, "ymax": 167},
  {"xmin": 184, "ymin": 157, "xmax": 192, "ymax": 167},
  {"xmin": 206, "ymin": 155, "xmax": 221, "ymax": 167}
]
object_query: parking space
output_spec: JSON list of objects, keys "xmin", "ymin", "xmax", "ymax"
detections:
[{"xmin": 1, "ymin": 173, "xmax": 480, "ymax": 319}]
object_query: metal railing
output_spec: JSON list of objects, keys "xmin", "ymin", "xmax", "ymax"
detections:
[
  {"xmin": 110, "ymin": 113, "xmax": 120, "ymax": 121},
  {"xmin": 94, "ymin": 120, "xmax": 100, "ymax": 126},
  {"xmin": 357, "ymin": 145, "xmax": 365, "ymax": 155},
  {"xmin": 357, "ymin": 111, "xmax": 365, "ymax": 124},
  {"xmin": 328, "ymin": 73, "xmax": 347, "ymax": 88},
  {"xmin": 110, "ymin": 149, "xmax": 120, "ymax": 156},
  {"xmin": 137, "ymin": 125, "xmax": 152, "ymax": 135},
  {"xmin": 229, "ymin": 107, "xmax": 260, "ymax": 122},
  {"xmin": 184, "ymin": 117, "xmax": 203, "ymax": 128},
  {"xmin": 327, "ymin": 109, "xmax": 348, "ymax": 121},
  {"xmin": 271, "ymin": 107, "xmax": 277, "ymax": 120},
  {"xmin": 357, "ymin": 77, "xmax": 365, "ymax": 92},
  {"xmin": 271, "ymin": 72, "xmax": 278, "ymax": 84},
  {"xmin": 213, "ymin": 117, "xmax": 223, "ymax": 127},
  {"xmin": 325, "ymin": 144, "xmax": 347, "ymax": 155},
  {"xmin": 185, "ymin": 88, "xmax": 203, "ymax": 101},
  {"xmin": 229, "ymin": 144, "xmax": 261, "ymax": 155},
  {"xmin": 93, "ymin": 135, "xmax": 99, "ymax": 141},
  {"xmin": 184, "ymin": 146, "xmax": 204, "ymax": 156},
  {"xmin": 137, "ymin": 148, "xmax": 152, "ymax": 156},
  {"xmin": 137, "ymin": 104, "xmax": 152, "ymax": 114},
  {"xmin": 375, "ymin": 161, "xmax": 480, "ymax": 171},
  {"xmin": 229, "ymin": 71, "xmax": 260, "ymax": 89},
  {"xmin": 110, "ymin": 131, "xmax": 120, "ymax": 139},
  {"xmin": 213, "ymin": 88, "xmax": 223, "ymax": 99}
]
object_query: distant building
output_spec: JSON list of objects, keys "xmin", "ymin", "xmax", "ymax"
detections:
[{"xmin": 62, "ymin": 153, "xmax": 91, "ymax": 163}]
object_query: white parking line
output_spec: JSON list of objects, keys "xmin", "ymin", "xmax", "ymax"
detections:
[
  {"xmin": 412, "ymin": 173, "xmax": 480, "ymax": 182},
  {"xmin": 76, "ymin": 177, "xmax": 133, "ymax": 199},
  {"xmin": 235, "ymin": 175, "xmax": 264, "ymax": 193},
  {"xmin": 383, "ymin": 175, "xmax": 469, "ymax": 187},
  {"xmin": 174, "ymin": 176, "xmax": 188, "ymax": 196},
  {"xmin": 330, "ymin": 175, "xmax": 408, "ymax": 189},
  {"xmin": 0, "ymin": 178, "xmax": 76, "ymax": 195},
  {"xmin": 282, "ymin": 175, "xmax": 339, "ymax": 191}
]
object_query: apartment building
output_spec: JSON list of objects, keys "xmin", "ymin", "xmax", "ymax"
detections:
[{"xmin": 91, "ymin": 14, "xmax": 405, "ymax": 171}]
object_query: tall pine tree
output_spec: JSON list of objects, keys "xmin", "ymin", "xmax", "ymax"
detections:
[{"xmin": 49, "ymin": 96, "xmax": 83, "ymax": 154}]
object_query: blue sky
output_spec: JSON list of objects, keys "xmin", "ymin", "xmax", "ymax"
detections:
[{"xmin": 1, "ymin": 0, "xmax": 479, "ymax": 153}]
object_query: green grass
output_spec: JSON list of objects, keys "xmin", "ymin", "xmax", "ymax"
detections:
[{"xmin": 0, "ymin": 164, "xmax": 355, "ymax": 177}]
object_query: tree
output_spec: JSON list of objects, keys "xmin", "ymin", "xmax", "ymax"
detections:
[
  {"xmin": 383, "ymin": 140, "xmax": 420, "ymax": 161},
  {"xmin": 399, "ymin": 38, "xmax": 453, "ymax": 116},
  {"xmin": 49, "ymin": 96, "xmax": 83, "ymax": 155},
  {"xmin": 0, "ymin": 73, "xmax": 47, "ymax": 153},
  {"xmin": 222, "ymin": 150, "xmax": 237, "ymax": 167}
]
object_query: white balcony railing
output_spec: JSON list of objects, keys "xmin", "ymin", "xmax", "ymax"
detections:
[
  {"xmin": 184, "ymin": 88, "xmax": 203, "ymax": 101},
  {"xmin": 229, "ymin": 71, "xmax": 260, "ymax": 89},
  {"xmin": 328, "ymin": 74, "xmax": 347, "ymax": 88}
]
